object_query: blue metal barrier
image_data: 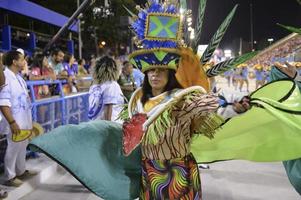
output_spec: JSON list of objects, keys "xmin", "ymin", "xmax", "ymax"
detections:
[
  {"xmin": 1, "ymin": 78, "xmax": 92, "ymax": 171},
  {"xmin": 26, "ymin": 78, "xmax": 92, "ymax": 132}
]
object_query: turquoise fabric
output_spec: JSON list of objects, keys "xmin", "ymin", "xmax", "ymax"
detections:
[
  {"xmin": 270, "ymin": 66, "xmax": 301, "ymax": 195},
  {"xmin": 270, "ymin": 66, "xmax": 301, "ymax": 92},
  {"xmin": 29, "ymin": 121, "xmax": 142, "ymax": 200}
]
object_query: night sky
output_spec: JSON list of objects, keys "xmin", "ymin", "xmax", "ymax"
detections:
[
  {"xmin": 189, "ymin": 0, "xmax": 301, "ymax": 49},
  {"xmin": 136, "ymin": 0, "xmax": 301, "ymax": 50}
]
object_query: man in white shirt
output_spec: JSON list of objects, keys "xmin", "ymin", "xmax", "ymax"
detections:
[
  {"xmin": 48, "ymin": 48, "xmax": 64, "ymax": 76},
  {"xmin": 0, "ymin": 51, "xmax": 33, "ymax": 187}
]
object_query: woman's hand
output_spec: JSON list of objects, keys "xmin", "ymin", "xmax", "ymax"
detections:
[
  {"xmin": 233, "ymin": 96, "xmax": 251, "ymax": 114},
  {"xmin": 274, "ymin": 62, "xmax": 297, "ymax": 79}
]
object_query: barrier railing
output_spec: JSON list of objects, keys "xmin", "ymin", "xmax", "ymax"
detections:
[
  {"xmin": 26, "ymin": 77, "xmax": 92, "ymax": 132},
  {"xmin": 0, "ymin": 77, "xmax": 92, "ymax": 170}
]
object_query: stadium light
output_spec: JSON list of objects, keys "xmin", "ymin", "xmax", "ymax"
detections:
[{"xmin": 224, "ymin": 49, "xmax": 232, "ymax": 58}]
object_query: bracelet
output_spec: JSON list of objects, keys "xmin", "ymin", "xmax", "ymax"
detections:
[{"xmin": 8, "ymin": 120, "xmax": 16, "ymax": 125}]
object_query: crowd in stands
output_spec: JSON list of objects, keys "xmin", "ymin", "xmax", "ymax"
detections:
[
  {"xmin": 248, "ymin": 35, "xmax": 301, "ymax": 67},
  {"xmin": 222, "ymin": 34, "xmax": 301, "ymax": 92}
]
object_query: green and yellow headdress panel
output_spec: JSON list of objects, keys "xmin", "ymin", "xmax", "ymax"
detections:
[{"xmin": 129, "ymin": 0, "xmax": 184, "ymax": 72}]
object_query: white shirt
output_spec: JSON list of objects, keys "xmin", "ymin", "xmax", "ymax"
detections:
[
  {"xmin": 0, "ymin": 68, "xmax": 32, "ymax": 134},
  {"xmin": 88, "ymin": 81, "xmax": 124, "ymax": 123}
]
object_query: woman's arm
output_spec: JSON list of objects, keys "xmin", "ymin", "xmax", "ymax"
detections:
[
  {"xmin": 174, "ymin": 93, "xmax": 220, "ymax": 122},
  {"xmin": 103, "ymin": 104, "xmax": 113, "ymax": 121}
]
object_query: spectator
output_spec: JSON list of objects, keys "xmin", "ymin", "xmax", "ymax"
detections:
[
  {"xmin": 16, "ymin": 49, "xmax": 29, "ymax": 80},
  {"xmin": 78, "ymin": 59, "xmax": 88, "ymax": 76},
  {"xmin": 29, "ymin": 53, "xmax": 56, "ymax": 99},
  {"xmin": 48, "ymin": 48, "xmax": 65, "ymax": 76},
  {"xmin": 118, "ymin": 61, "xmax": 135, "ymax": 101},
  {"xmin": 29, "ymin": 53, "xmax": 56, "ymax": 123},
  {"xmin": 63, "ymin": 53, "xmax": 78, "ymax": 94},
  {"xmin": 0, "ymin": 51, "xmax": 35, "ymax": 187},
  {"xmin": 131, "ymin": 61, "xmax": 145, "ymax": 88},
  {"xmin": 88, "ymin": 56, "xmax": 124, "ymax": 122},
  {"xmin": 77, "ymin": 59, "xmax": 91, "ymax": 92}
]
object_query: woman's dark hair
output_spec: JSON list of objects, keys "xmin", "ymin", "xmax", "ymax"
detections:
[
  {"xmin": 31, "ymin": 53, "xmax": 45, "ymax": 71},
  {"xmin": 141, "ymin": 69, "xmax": 183, "ymax": 105}
]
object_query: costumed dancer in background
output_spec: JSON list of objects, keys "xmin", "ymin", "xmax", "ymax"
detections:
[
  {"xmin": 239, "ymin": 65, "xmax": 249, "ymax": 92},
  {"xmin": 29, "ymin": 0, "xmax": 301, "ymax": 199}
]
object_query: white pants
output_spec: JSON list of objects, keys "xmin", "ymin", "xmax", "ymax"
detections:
[{"xmin": 4, "ymin": 133, "xmax": 28, "ymax": 180}]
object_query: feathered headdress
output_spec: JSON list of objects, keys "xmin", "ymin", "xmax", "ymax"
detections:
[{"xmin": 126, "ymin": 0, "xmax": 256, "ymax": 91}]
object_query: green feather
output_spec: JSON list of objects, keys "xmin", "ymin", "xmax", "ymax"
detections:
[
  {"xmin": 277, "ymin": 23, "xmax": 301, "ymax": 35},
  {"xmin": 144, "ymin": 108, "xmax": 173, "ymax": 145},
  {"xmin": 117, "ymin": 104, "xmax": 130, "ymax": 121},
  {"xmin": 206, "ymin": 51, "xmax": 257, "ymax": 77},
  {"xmin": 193, "ymin": 0, "xmax": 207, "ymax": 52},
  {"xmin": 200, "ymin": 5, "xmax": 238, "ymax": 65},
  {"xmin": 229, "ymin": 51, "xmax": 258, "ymax": 67},
  {"xmin": 194, "ymin": 114, "xmax": 224, "ymax": 139}
]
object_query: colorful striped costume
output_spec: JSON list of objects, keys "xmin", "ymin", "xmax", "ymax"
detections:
[{"xmin": 126, "ymin": 87, "xmax": 222, "ymax": 199}]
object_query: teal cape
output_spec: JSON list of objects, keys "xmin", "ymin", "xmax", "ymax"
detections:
[
  {"xmin": 29, "ymin": 79, "xmax": 301, "ymax": 199},
  {"xmin": 269, "ymin": 66, "xmax": 301, "ymax": 195},
  {"xmin": 29, "ymin": 121, "xmax": 142, "ymax": 200}
]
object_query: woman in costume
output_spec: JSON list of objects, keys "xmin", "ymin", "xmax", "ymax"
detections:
[
  {"xmin": 124, "ymin": 60, "xmax": 223, "ymax": 199},
  {"xmin": 29, "ymin": 1, "xmax": 301, "ymax": 199}
]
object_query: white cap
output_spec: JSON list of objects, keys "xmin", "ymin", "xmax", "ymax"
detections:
[{"xmin": 16, "ymin": 48, "xmax": 25, "ymax": 55}]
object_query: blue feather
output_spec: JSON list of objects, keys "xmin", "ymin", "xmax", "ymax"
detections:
[{"xmin": 166, "ymin": 5, "xmax": 177, "ymax": 14}]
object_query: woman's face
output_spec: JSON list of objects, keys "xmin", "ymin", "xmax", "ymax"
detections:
[{"xmin": 147, "ymin": 68, "xmax": 169, "ymax": 91}]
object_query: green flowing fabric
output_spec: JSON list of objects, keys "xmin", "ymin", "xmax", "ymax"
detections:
[
  {"xmin": 191, "ymin": 80, "xmax": 301, "ymax": 163},
  {"xmin": 269, "ymin": 66, "xmax": 301, "ymax": 195},
  {"xmin": 29, "ymin": 121, "xmax": 141, "ymax": 200}
]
